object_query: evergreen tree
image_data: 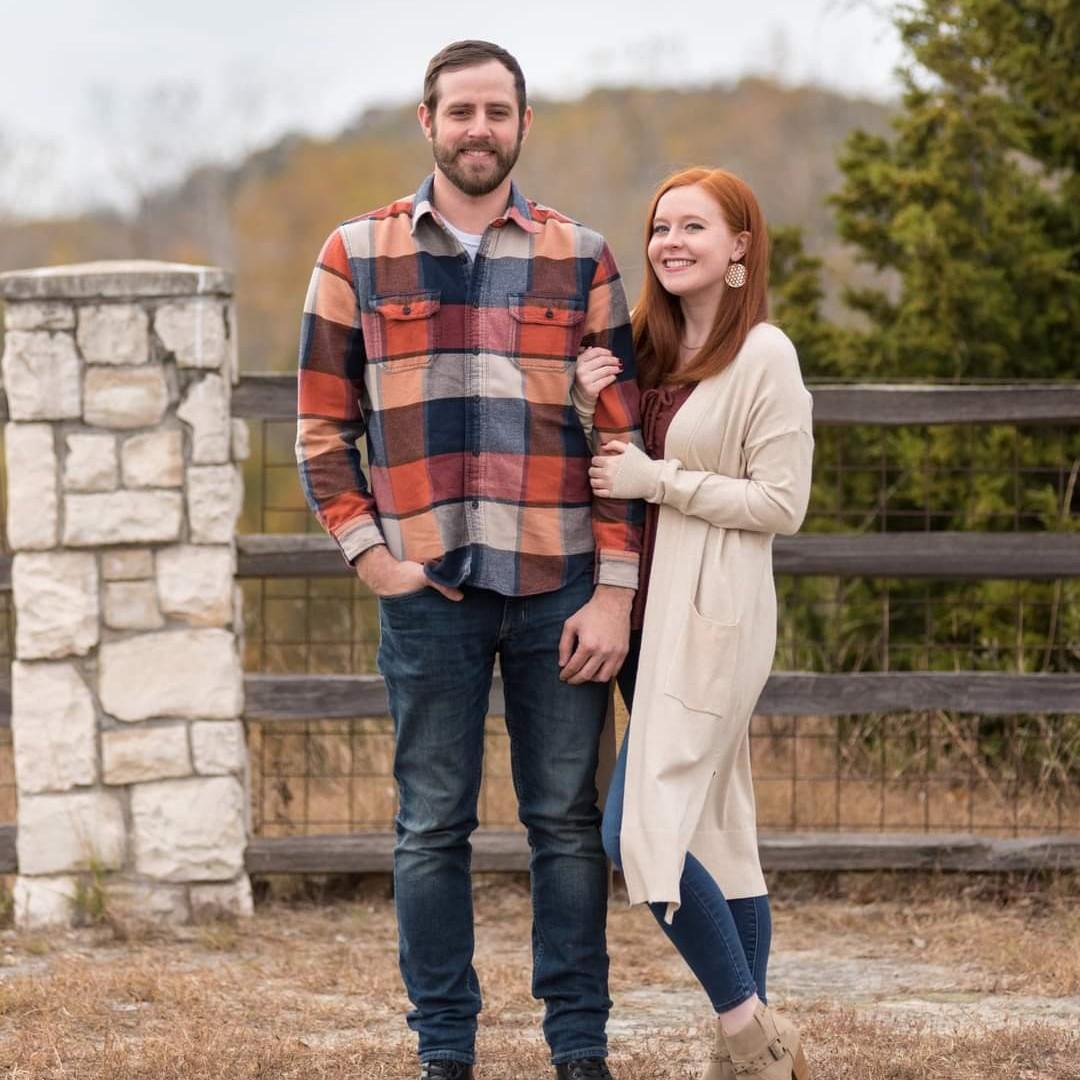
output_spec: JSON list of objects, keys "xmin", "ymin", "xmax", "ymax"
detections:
[
  {"xmin": 769, "ymin": 226, "xmax": 850, "ymax": 378},
  {"xmin": 787, "ymin": 2, "xmax": 1080, "ymax": 812},
  {"xmin": 831, "ymin": 0, "xmax": 1079, "ymax": 379}
]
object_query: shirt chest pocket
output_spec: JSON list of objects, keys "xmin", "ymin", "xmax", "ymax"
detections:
[
  {"xmin": 508, "ymin": 293, "xmax": 585, "ymax": 371},
  {"xmin": 370, "ymin": 291, "xmax": 440, "ymax": 371}
]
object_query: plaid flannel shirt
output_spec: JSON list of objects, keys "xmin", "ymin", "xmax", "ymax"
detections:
[{"xmin": 296, "ymin": 175, "xmax": 643, "ymax": 596}]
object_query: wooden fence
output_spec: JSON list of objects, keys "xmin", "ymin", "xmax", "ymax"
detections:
[{"xmin": 2, "ymin": 379, "xmax": 1079, "ymax": 876}]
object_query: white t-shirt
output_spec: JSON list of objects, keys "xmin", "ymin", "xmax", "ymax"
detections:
[{"xmin": 444, "ymin": 219, "xmax": 484, "ymax": 262}]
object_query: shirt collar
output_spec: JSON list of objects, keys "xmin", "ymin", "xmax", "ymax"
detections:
[{"xmin": 410, "ymin": 174, "xmax": 541, "ymax": 235}]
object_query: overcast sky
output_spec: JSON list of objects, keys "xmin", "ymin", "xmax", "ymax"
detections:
[{"xmin": 2, "ymin": 0, "xmax": 904, "ymax": 218}]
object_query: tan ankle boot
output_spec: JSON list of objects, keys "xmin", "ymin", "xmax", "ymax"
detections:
[
  {"xmin": 702, "ymin": 1017, "xmax": 736, "ymax": 1079},
  {"xmin": 721, "ymin": 1001, "xmax": 809, "ymax": 1080}
]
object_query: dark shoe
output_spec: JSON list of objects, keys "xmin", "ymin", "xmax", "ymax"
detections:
[
  {"xmin": 555, "ymin": 1060, "xmax": 614, "ymax": 1080},
  {"xmin": 419, "ymin": 1063, "xmax": 474, "ymax": 1080}
]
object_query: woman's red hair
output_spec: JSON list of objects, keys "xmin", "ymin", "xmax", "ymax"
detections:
[{"xmin": 632, "ymin": 167, "xmax": 769, "ymax": 390}]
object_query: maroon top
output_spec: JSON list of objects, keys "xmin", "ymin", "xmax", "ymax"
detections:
[{"xmin": 631, "ymin": 381, "xmax": 697, "ymax": 630}]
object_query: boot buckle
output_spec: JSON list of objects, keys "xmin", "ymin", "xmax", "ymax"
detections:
[{"xmin": 768, "ymin": 1036, "xmax": 786, "ymax": 1061}]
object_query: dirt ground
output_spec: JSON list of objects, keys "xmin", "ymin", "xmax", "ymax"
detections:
[{"xmin": 1, "ymin": 874, "xmax": 1079, "ymax": 1079}]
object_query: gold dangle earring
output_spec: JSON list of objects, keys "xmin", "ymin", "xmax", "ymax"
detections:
[{"xmin": 724, "ymin": 261, "xmax": 747, "ymax": 288}]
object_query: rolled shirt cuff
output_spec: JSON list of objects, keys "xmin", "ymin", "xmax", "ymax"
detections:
[
  {"xmin": 595, "ymin": 550, "xmax": 640, "ymax": 590},
  {"xmin": 335, "ymin": 517, "xmax": 386, "ymax": 565}
]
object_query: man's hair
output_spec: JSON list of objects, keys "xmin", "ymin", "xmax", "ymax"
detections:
[{"xmin": 423, "ymin": 40, "xmax": 527, "ymax": 118}]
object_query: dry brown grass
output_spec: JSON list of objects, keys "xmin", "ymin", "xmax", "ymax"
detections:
[
  {"xmin": 791, "ymin": 897, "xmax": 1080, "ymax": 996},
  {"xmin": 0, "ymin": 880, "xmax": 1077, "ymax": 1079},
  {"xmin": 797, "ymin": 1011, "xmax": 1080, "ymax": 1080},
  {"xmin": 769, "ymin": 871, "xmax": 1080, "ymax": 997}
]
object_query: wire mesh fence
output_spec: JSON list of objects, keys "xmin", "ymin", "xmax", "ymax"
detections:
[
  {"xmin": 245, "ymin": 707, "xmax": 1080, "ymax": 840},
  {"xmin": 238, "ymin": 413, "xmax": 1079, "ymax": 840},
  {"xmin": 1, "ymin": 410, "xmax": 1078, "ymax": 844},
  {"xmin": 750, "ymin": 711, "xmax": 1079, "ymax": 836}
]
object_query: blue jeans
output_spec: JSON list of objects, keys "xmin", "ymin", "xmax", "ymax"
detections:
[
  {"xmin": 602, "ymin": 631, "xmax": 772, "ymax": 1011},
  {"xmin": 377, "ymin": 573, "xmax": 611, "ymax": 1066}
]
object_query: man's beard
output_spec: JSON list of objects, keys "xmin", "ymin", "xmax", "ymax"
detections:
[{"xmin": 431, "ymin": 123, "xmax": 523, "ymax": 197}]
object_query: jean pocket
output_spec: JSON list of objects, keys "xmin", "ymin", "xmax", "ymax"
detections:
[{"xmin": 379, "ymin": 585, "xmax": 430, "ymax": 604}]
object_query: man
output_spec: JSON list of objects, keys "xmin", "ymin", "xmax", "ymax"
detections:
[{"xmin": 296, "ymin": 40, "xmax": 642, "ymax": 1080}]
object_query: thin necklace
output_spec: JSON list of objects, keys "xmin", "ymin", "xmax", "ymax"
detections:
[{"xmin": 680, "ymin": 340, "xmax": 704, "ymax": 349}]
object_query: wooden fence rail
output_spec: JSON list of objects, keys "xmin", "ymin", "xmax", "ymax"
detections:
[
  {"xmin": 240, "ymin": 671, "xmax": 1080, "ymax": 722},
  {"xmin": 3, "ymin": 670, "xmax": 1078, "ymax": 730},
  {"xmin": 1, "ymin": 531, "xmax": 1075, "ymax": 593},
  {"xmin": 227, "ymin": 377, "xmax": 1080, "ymax": 426},
  {"xmin": 241, "ymin": 831, "xmax": 1080, "ymax": 875},
  {"xmin": 1, "ymin": 825, "xmax": 1077, "ymax": 876},
  {"xmin": 231, "ymin": 532, "xmax": 1080, "ymax": 581},
  {"xmin": 8, "ymin": 379, "xmax": 1080, "ymax": 425}
]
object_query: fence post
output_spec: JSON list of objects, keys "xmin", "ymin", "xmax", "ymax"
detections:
[{"xmin": 0, "ymin": 261, "xmax": 251, "ymax": 928}]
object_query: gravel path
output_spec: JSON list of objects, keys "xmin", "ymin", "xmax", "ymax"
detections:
[{"xmin": 608, "ymin": 941, "xmax": 1080, "ymax": 1037}]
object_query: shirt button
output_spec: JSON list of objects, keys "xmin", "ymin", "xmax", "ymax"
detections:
[
  {"xmin": 472, "ymin": 346, "xmax": 480, "ymax": 354},
  {"xmin": 402, "ymin": 305, "xmax": 412, "ymax": 315},
  {"xmin": 545, "ymin": 308, "xmax": 554, "ymax": 319},
  {"xmin": 471, "ymin": 500, "xmax": 480, "ymax": 509},
  {"xmin": 473, "ymin": 300, "xmax": 480, "ymax": 309}
]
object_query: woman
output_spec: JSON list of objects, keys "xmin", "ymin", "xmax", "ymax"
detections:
[{"xmin": 575, "ymin": 167, "xmax": 813, "ymax": 1080}]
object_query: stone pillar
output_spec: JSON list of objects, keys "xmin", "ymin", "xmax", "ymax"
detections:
[{"xmin": 0, "ymin": 261, "xmax": 251, "ymax": 928}]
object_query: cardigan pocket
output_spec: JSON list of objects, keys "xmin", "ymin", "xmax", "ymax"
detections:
[{"xmin": 664, "ymin": 602, "xmax": 739, "ymax": 717}]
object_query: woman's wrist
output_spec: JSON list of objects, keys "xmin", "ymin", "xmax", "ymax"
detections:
[{"xmin": 610, "ymin": 443, "xmax": 663, "ymax": 500}]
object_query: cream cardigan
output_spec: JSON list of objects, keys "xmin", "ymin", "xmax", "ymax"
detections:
[{"xmin": 597, "ymin": 322, "xmax": 814, "ymax": 917}]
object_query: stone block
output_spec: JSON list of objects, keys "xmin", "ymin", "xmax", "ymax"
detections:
[
  {"xmin": 191, "ymin": 720, "xmax": 245, "ymax": 775},
  {"xmin": 187, "ymin": 464, "xmax": 241, "ymax": 543},
  {"xmin": 156, "ymin": 544, "xmax": 234, "ymax": 626},
  {"xmin": 120, "ymin": 430, "xmax": 183, "ymax": 488},
  {"xmin": 4, "ymin": 301, "xmax": 75, "ymax": 331},
  {"xmin": 177, "ymin": 373, "xmax": 229, "ymax": 464},
  {"xmin": 233, "ymin": 585, "xmax": 245, "ymax": 654},
  {"xmin": 132, "ymin": 776, "xmax": 246, "ymax": 881},
  {"xmin": 155, "ymin": 299, "xmax": 228, "ymax": 370},
  {"xmin": 231, "ymin": 418, "xmax": 250, "ymax": 461},
  {"xmin": 83, "ymin": 365, "xmax": 168, "ymax": 429},
  {"xmin": 102, "ymin": 548, "xmax": 154, "ymax": 580},
  {"xmin": 17, "ymin": 790, "xmax": 127, "ymax": 875},
  {"xmin": 1, "ymin": 330, "xmax": 82, "ymax": 420},
  {"xmin": 190, "ymin": 876, "xmax": 253, "ymax": 920},
  {"xmin": 0, "ymin": 261, "xmax": 232, "ymax": 302},
  {"xmin": 99, "ymin": 628, "xmax": 243, "ymax": 721},
  {"xmin": 107, "ymin": 880, "xmax": 190, "ymax": 925},
  {"xmin": 12, "ymin": 660, "xmax": 97, "ymax": 794},
  {"xmin": 5, "ymin": 423, "xmax": 58, "ymax": 549},
  {"xmin": 13, "ymin": 875, "xmax": 79, "ymax": 929},
  {"xmin": 103, "ymin": 724, "xmax": 191, "ymax": 784},
  {"xmin": 226, "ymin": 303, "xmax": 239, "ymax": 385},
  {"xmin": 104, "ymin": 580, "xmax": 165, "ymax": 630},
  {"xmin": 63, "ymin": 432, "xmax": 118, "ymax": 492},
  {"xmin": 76, "ymin": 304, "xmax": 149, "ymax": 365},
  {"xmin": 64, "ymin": 489, "xmax": 183, "ymax": 546},
  {"xmin": 13, "ymin": 551, "xmax": 99, "ymax": 659}
]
